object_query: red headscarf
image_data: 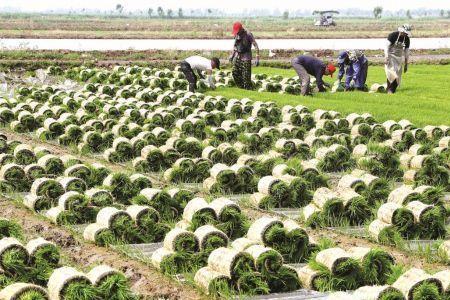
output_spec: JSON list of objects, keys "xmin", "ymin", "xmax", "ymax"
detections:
[{"xmin": 232, "ymin": 22, "xmax": 243, "ymax": 36}]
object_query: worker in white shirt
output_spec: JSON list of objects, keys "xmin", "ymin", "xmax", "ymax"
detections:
[{"xmin": 180, "ymin": 56, "xmax": 221, "ymax": 92}]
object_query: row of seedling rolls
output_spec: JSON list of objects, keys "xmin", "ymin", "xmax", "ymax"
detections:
[{"xmin": 0, "ymin": 218, "xmax": 135, "ymax": 300}]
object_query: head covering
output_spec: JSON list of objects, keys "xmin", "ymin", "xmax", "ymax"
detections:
[
  {"xmin": 337, "ymin": 51, "xmax": 348, "ymax": 64},
  {"xmin": 327, "ymin": 64, "xmax": 336, "ymax": 77},
  {"xmin": 232, "ymin": 22, "xmax": 243, "ymax": 36},
  {"xmin": 211, "ymin": 57, "xmax": 220, "ymax": 70},
  {"xmin": 398, "ymin": 24, "xmax": 412, "ymax": 36}
]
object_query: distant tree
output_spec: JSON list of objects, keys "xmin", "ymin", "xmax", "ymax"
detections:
[
  {"xmin": 207, "ymin": 8, "xmax": 212, "ymax": 17},
  {"xmin": 148, "ymin": 8, "xmax": 153, "ymax": 17},
  {"xmin": 157, "ymin": 6, "xmax": 164, "ymax": 18},
  {"xmin": 167, "ymin": 9, "xmax": 173, "ymax": 18},
  {"xmin": 440, "ymin": 9, "xmax": 445, "ymax": 17},
  {"xmin": 373, "ymin": 6, "xmax": 383, "ymax": 19},
  {"xmin": 115, "ymin": 4, "xmax": 123, "ymax": 14},
  {"xmin": 406, "ymin": 10, "xmax": 412, "ymax": 19},
  {"xmin": 178, "ymin": 8, "xmax": 183, "ymax": 18},
  {"xmin": 282, "ymin": 10, "xmax": 289, "ymax": 19},
  {"xmin": 447, "ymin": 10, "xmax": 450, "ymax": 18}
]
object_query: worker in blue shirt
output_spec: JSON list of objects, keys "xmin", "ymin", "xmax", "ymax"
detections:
[{"xmin": 337, "ymin": 50, "xmax": 368, "ymax": 91}]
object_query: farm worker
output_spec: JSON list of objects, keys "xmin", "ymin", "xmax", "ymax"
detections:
[
  {"xmin": 337, "ymin": 50, "xmax": 368, "ymax": 91},
  {"xmin": 384, "ymin": 24, "xmax": 411, "ymax": 94},
  {"xmin": 291, "ymin": 55, "xmax": 336, "ymax": 96},
  {"xmin": 179, "ymin": 56, "xmax": 220, "ymax": 92},
  {"xmin": 229, "ymin": 22, "xmax": 260, "ymax": 90}
]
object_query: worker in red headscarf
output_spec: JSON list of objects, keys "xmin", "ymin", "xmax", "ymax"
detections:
[{"xmin": 229, "ymin": 22, "xmax": 260, "ymax": 90}]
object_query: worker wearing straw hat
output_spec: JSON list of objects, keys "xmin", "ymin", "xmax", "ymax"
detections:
[
  {"xmin": 291, "ymin": 55, "xmax": 336, "ymax": 96},
  {"xmin": 229, "ymin": 22, "xmax": 260, "ymax": 90},
  {"xmin": 337, "ymin": 50, "xmax": 368, "ymax": 91},
  {"xmin": 385, "ymin": 24, "xmax": 412, "ymax": 94}
]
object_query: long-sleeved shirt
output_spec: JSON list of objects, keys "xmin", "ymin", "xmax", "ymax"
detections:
[
  {"xmin": 384, "ymin": 31, "xmax": 411, "ymax": 61},
  {"xmin": 233, "ymin": 30, "xmax": 256, "ymax": 61},
  {"xmin": 337, "ymin": 50, "xmax": 368, "ymax": 88},
  {"xmin": 184, "ymin": 55, "xmax": 215, "ymax": 88},
  {"xmin": 293, "ymin": 55, "xmax": 326, "ymax": 91}
]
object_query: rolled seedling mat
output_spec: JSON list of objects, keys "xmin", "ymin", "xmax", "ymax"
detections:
[
  {"xmin": 272, "ymin": 164, "xmax": 293, "ymax": 178},
  {"xmin": 302, "ymin": 203, "xmax": 323, "ymax": 228},
  {"xmin": 182, "ymin": 198, "xmax": 217, "ymax": 230},
  {"xmin": 313, "ymin": 187, "xmax": 344, "ymax": 222},
  {"xmin": 337, "ymin": 175, "xmax": 366, "ymax": 193},
  {"xmin": 409, "ymin": 155, "xmax": 434, "ymax": 170},
  {"xmin": 295, "ymin": 265, "xmax": 323, "ymax": 290},
  {"xmin": 24, "ymin": 164, "xmax": 46, "ymax": 181},
  {"xmin": 352, "ymin": 144, "xmax": 368, "ymax": 157},
  {"xmin": 257, "ymin": 176, "xmax": 290, "ymax": 202},
  {"xmin": 175, "ymin": 219, "xmax": 191, "ymax": 230},
  {"xmin": 202, "ymin": 146, "xmax": 222, "ymax": 162},
  {"xmin": 414, "ymin": 185, "xmax": 443, "ymax": 205},
  {"xmin": 348, "ymin": 246, "xmax": 394, "ymax": 285},
  {"xmin": 388, "ymin": 186, "xmax": 421, "ymax": 205},
  {"xmin": 85, "ymin": 188, "xmax": 113, "ymax": 207},
  {"xmin": 0, "ymin": 237, "xmax": 29, "ymax": 276},
  {"xmin": 87, "ymin": 265, "xmax": 133, "ymax": 299},
  {"xmin": 249, "ymin": 192, "xmax": 275, "ymax": 209},
  {"xmin": 439, "ymin": 240, "xmax": 450, "ymax": 259},
  {"xmin": 194, "ymin": 266, "xmax": 231, "ymax": 296},
  {"xmin": 368, "ymin": 219, "xmax": 400, "ymax": 244},
  {"xmin": 0, "ymin": 282, "xmax": 49, "ymax": 300},
  {"xmin": 64, "ymin": 164, "xmax": 91, "ymax": 184},
  {"xmin": 433, "ymin": 270, "xmax": 450, "ymax": 294},
  {"xmin": 57, "ymin": 191, "xmax": 88, "ymax": 212},
  {"xmin": 83, "ymin": 223, "xmax": 116, "ymax": 246},
  {"xmin": 96, "ymin": 207, "xmax": 129, "ymax": 228},
  {"xmin": 163, "ymin": 227, "xmax": 199, "ymax": 253},
  {"xmin": 209, "ymin": 197, "xmax": 247, "ymax": 239},
  {"xmin": 58, "ymin": 177, "xmax": 87, "ymax": 193},
  {"xmin": 353, "ymin": 285, "xmax": 405, "ymax": 300},
  {"xmin": 194, "ymin": 225, "xmax": 229, "ymax": 252},
  {"xmin": 405, "ymin": 201, "xmax": 433, "ymax": 224},
  {"xmin": 23, "ymin": 194, "xmax": 52, "ymax": 212},
  {"xmin": 26, "ymin": 237, "xmax": 60, "ymax": 267},
  {"xmin": 151, "ymin": 247, "xmax": 190, "ymax": 274},
  {"xmin": 0, "ymin": 163, "xmax": 26, "ymax": 181},
  {"xmin": 207, "ymin": 247, "xmax": 255, "ymax": 279},
  {"xmin": 13, "ymin": 144, "xmax": 36, "ymax": 165},
  {"xmin": 210, "ymin": 163, "xmax": 236, "ymax": 188},
  {"xmin": 231, "ymin": 238, "xmax": 259, "ymax": 252},
  {"xmin": 337, "ymin": 188, "xmax": 371, "ymax": 225},
  {"xmin": 37, "ymin": 154, "xmax": 64, "ymax": 175},
  {"xmin": 247, "ymin": 217, "xmax": 284, "ymax": 244},
  {"xmin": 377, "ymin": 202, "xmax": 415, "ymax": 236},
  {"xmin": 406, "ymin": 201, "xmax": 446, "ymax": 239},
  {"xmin": 244, "ymin": 244, "xmax": 283, "ymax": 274},
  {"xmin": 47, "ymin": 266, "xmax": 95, "ymax": 300},
  {"xmin": 45, "ymin": 207, "xmax": 78, "ymax": 225},
  {"xmin": 126, "ymin": 205, "xmax": 160, "ymax": 227},
  {"xmin": 314, "ymin": 247, "xmax": 355, "ymax": 276},
  {"xmin": 392, "ymin": 267, "xmax": 443, "ymax": 300}
]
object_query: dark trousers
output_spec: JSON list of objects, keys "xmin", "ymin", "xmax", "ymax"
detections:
[
  {"xmin": 232, "ymin": 57, "xmax": 253, "ymax": 90},
  {"xmin": 387, "ymin": 79, "xmax": 399, "ymax": 93},
  {"xmin": 180, "ymin": 61, "xmax": 197, "ymax": 92},
  {"xmin": 291, "ymin": 58, "xmax": 310, "ymax": 95}
]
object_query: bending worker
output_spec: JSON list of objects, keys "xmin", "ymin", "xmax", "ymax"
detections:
[
  {"xmin": 337, "ymin": 50, "xmax": 368, "ymax": 91},
  {"xmin": 230, "ymin": 22, "xmax": 260, "ymax": 90},
  {"xmin": 291, "ymin": 55, "xmax": 336, "ymax": 96},
  {"xmin": 385, "ymin": 24, "xmax": 412, "ymax": 94},
  {"xmin": 179, "ymin": 55, "xmax": 220, "ymax": 92}
]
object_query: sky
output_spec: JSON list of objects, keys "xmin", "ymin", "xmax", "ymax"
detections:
[{"xmin": 1, "ymin": 0, "xmax": 450, "ymax": 12}]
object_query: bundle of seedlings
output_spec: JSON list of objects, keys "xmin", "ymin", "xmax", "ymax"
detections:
[
  {"xmin": 88, "ymin": 163, "xmax": 110, "ymax": 186},
  {"xmin": 337, "ymin": 188, "xmax": 372, "ymax": 226},
  {"xmin": 126, "ymin": 205, "xmax": 169, "ymax": 242},
  {"xmin": 252, "ymin": 152, "xmax": 284, "ymax": 177},
  {"xmin": 307, "ymin": 247, "xmax": 362, "ymax": 291},
  {"xmin": 167, "ymin": 188, "xmax": 194, "ymax": 209},
  {"xmin": 182, "ymin": 198, "xmax": 218, "ymax": 231},
  {"xmin": 210, "ymin": 197, "xmax": 248, "ymax": 240},
  {"xmin": 85, "ymin": 188, "xmax": 114, "ymax": 207},
  {"xmin": 405, "ymin": 154, "xmax": 450, "ymax": 188},
  {"xmin": 37, "ymin": 154, "xmax": 65, "ymax": 176},
  {"xmin": 315, "ymin": 144, "xmax": 352, "ymax": 172},
  {"xmin": 387, "ymin": 186, "xmax": 423, "ymax": 206},
  {"xmin": 390, "ymin": 129, "xmax": 415, "ymax": 152},
  {"xmin": 152, "ymin": 228, "xmax": 200, "ymax": 274},
  {"xmin": 0, "ymin": 163, "xmax": 29, "ymax": 192},
  {"xmin": 352, "ymin": 285, "xmax": 405, "ymax": 300},
  {"xmin": 207, "ymin": 247, "xmax": 269, "ymax": 295},
  {"xmin": 392, "ymin": 268, "xmax": 443, "ymax": 300},
  {"xmin": 405, "ymin": 201, "xmax": 447, "ymax": 239},
  {"xmin": 368, "ymin": 219, "xmax": 403, "ymax": 246},
  {"xmin": 31, "ymin": 177, "xmax": 65, "ymax": 204},
  {"xmin": 26, "ymin": 238, "xmax": 60, "ymax": 284},
  {"xmin": 279, "ymin": 174, "xmax": 313, "ymax": 207},
  {"xmin": 350, "ymin": 169, "xmax": 391, "ymax": 204},
  {"xmin": 58, "ymin": 177, "xmax": 87, "ymax": 193},
  {"xmin": 194, "ymin": 267, "xmax": 231, "ymax": 297},
  {"xmin": 132, "ymin": 188, "xmax": 181, "ymax": 220},
  {"xmin": 247, "ymin": 217, "xmax": 309, "ymax": 263},
  {"xmin": 0, "ymin": 219, "xmax": 23, "ymax": 240},
  {"xmin": 413, "ymin": 185, "xmax": 445, "ymax": 206},
  {"xmin": 256, "ymin": 176, "xmax": 292, "ymax": 208},
  {"xmin": 286, "ymin": 158, "xmax": 329, "ymax": 190},
  {"xmin": 355, "ymin": 143, "xmax": 402, "ymax": 179},
  {"xmin": 204, "ymin": 163, "xmax": 237, "ymax": 194},
  {"xmin": 347, "ymin": 246, "xmax": 395, "ymax": 285},
  {"xmin": 87, "ymin": 265, "xmax": 135, "ymax": 300},
  {"xmin": 0, "ymin": 237, "xmax": 30, "ymax": 280},
  {"xmin": 48, "ymin": 266, "xmax": 98, "ymax": 300},
  {"xmin": 103, "ymin": 173, "xmax": 137, "ymax": 205},
  {"xmin": 217, "ymin": 143, "xmax": 239, "ymax": 165},
  {"xmin": 96, "ymin": 207, "xmax": 140, "ymax": 243},
  {"xmin": 13, "ymin": 144, "xmax": 37, "ymax": 165},
  {"xmin": 140, "ymin": 145, "xmax": 165, "ymax": 172},
  {"xmin": 274, "ymin": 138, "xmax": 310, "ymax": 158},
  {"xmin": 0, "ymin": 283, "xmax": 49, "ymax": 300},
  {"xmin": 312, "ymin": 187, "xmax": 345, "ymax": 226},
  {"xmin": 377, "ymin": 202, "xmax": 416, "ymax": 238},
  {"xmin": 57, "ymin": 191, "xmax": 91, "ymax": 223},
  {"xmin": 230, "ymin": 163, "xmax": 257, "ymax": 193},
  {"xmin": 64, "ymin": 164, "xmax": 92, "ymax": 188},
  {"xmin": 83, "ymin": 223, "xmax": 117, "ymax": 246},
  {"xmin": 194, "ymin": 225, "xmax": 229, "ymax": 265},
  {"xmin": 164, "ymin": 157, "xmax": 210, "ymax": 183}
]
